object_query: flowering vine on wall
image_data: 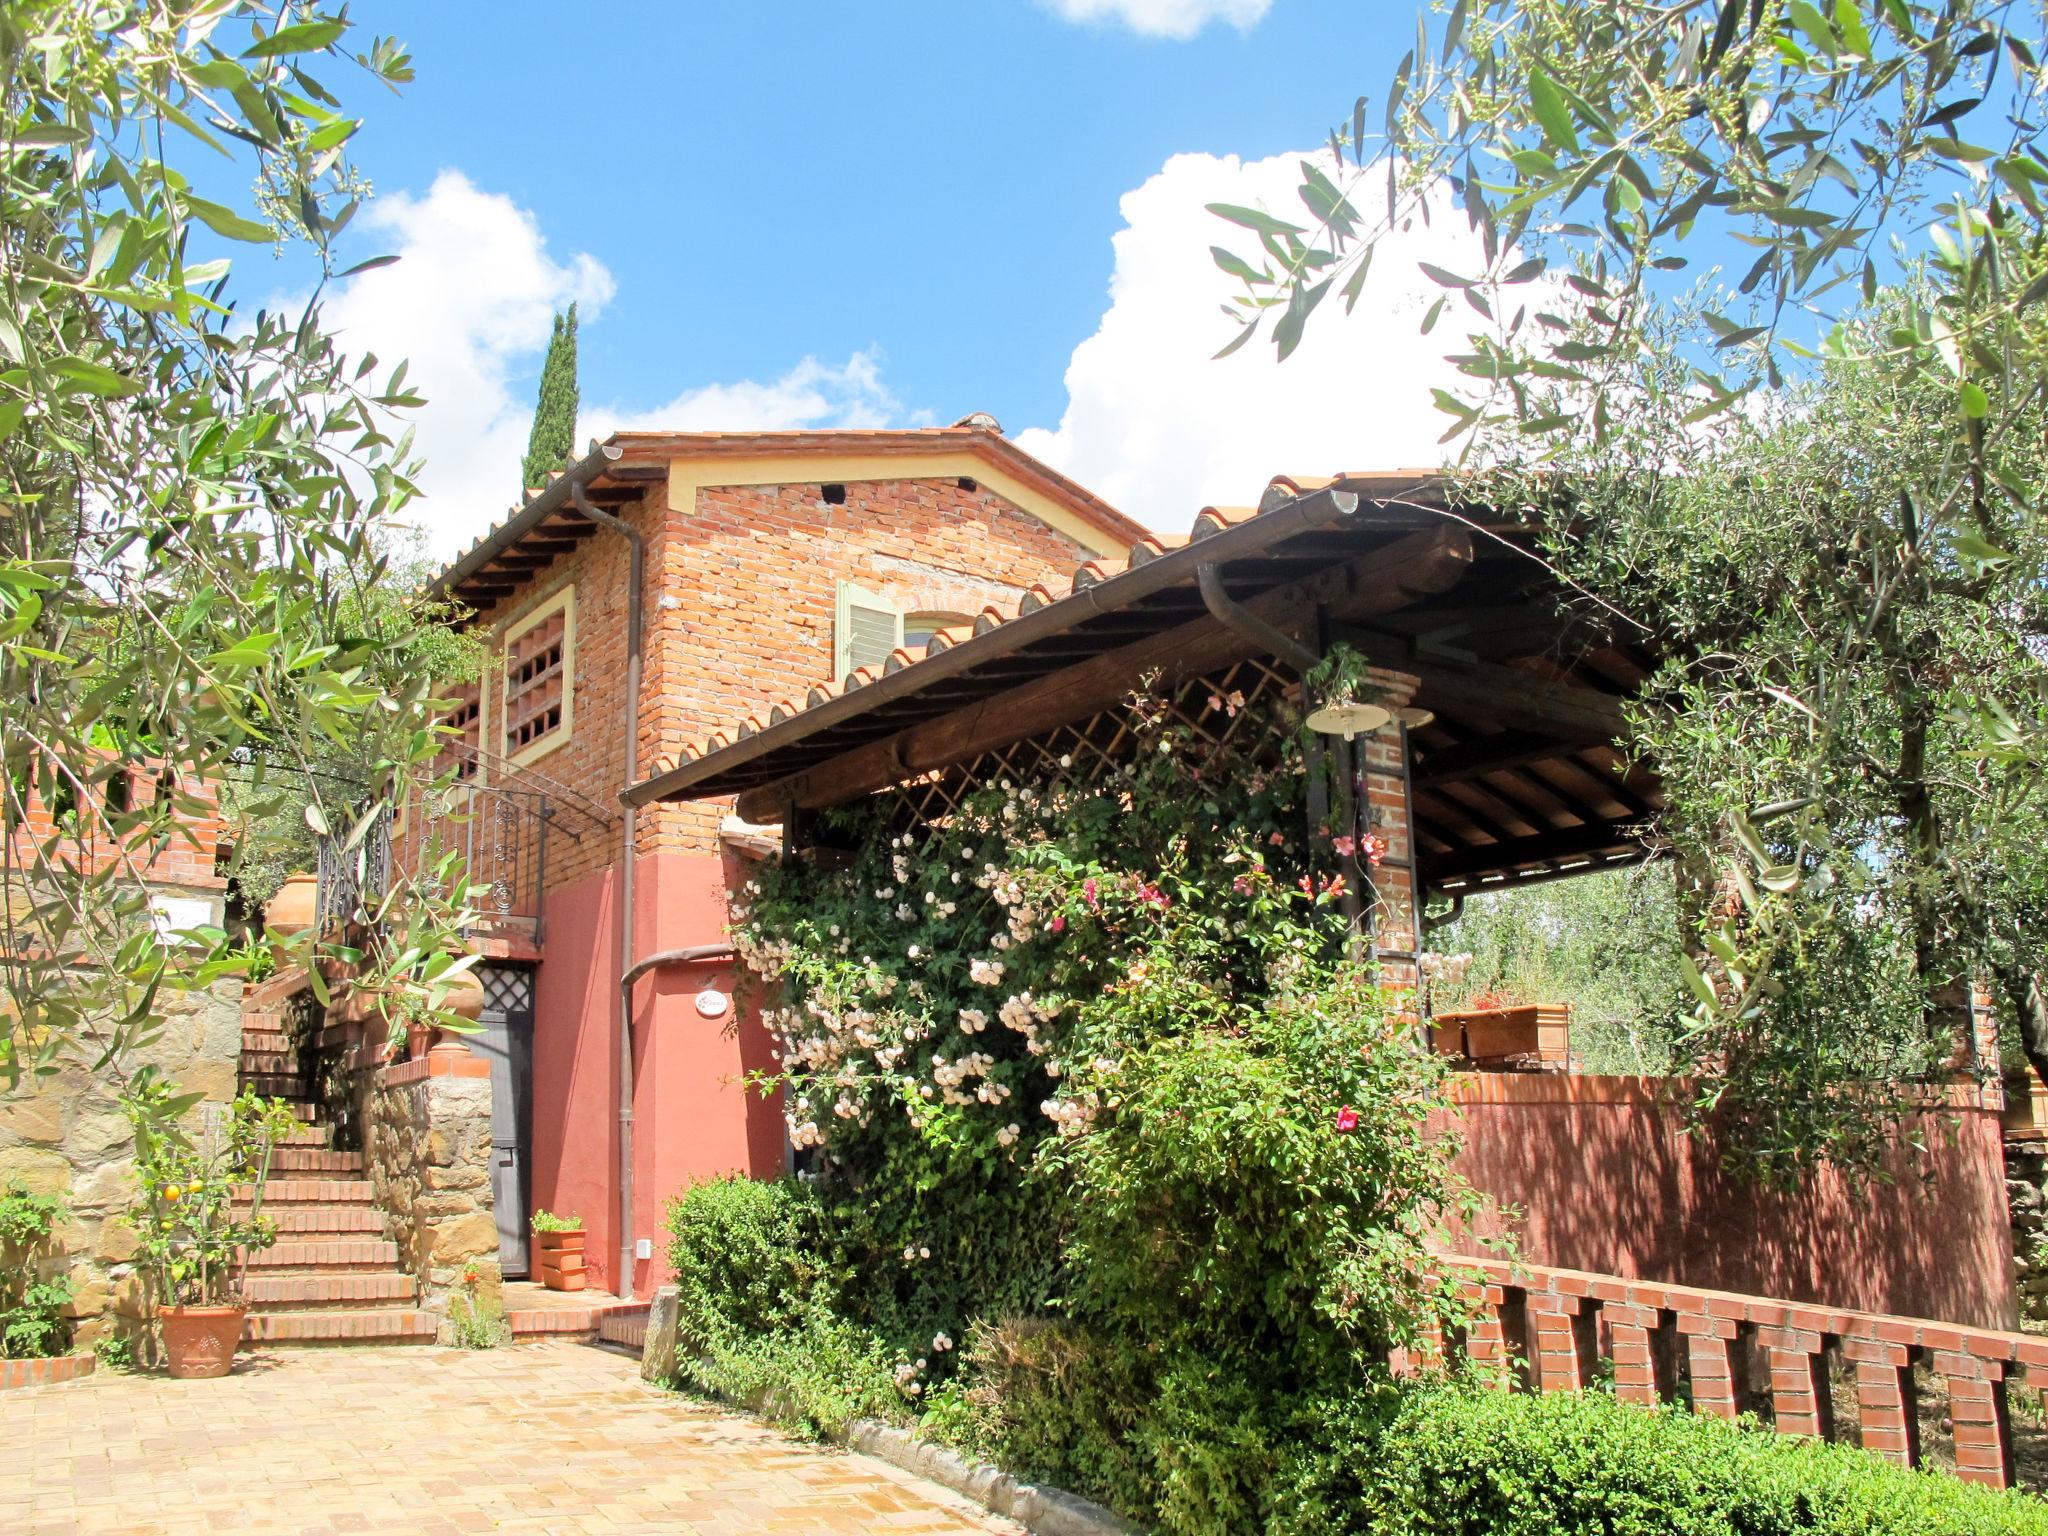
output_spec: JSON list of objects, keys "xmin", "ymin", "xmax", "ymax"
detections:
[{"xmin": 726, "ymin": 676, "xmax": 1477, "ymax": 1403}]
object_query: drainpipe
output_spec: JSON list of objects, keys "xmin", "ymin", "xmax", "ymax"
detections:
[
  {"xmin": 572, "ymin": 482, "xmax": 645, "ymax": 1302},
  {"xmin": 1195, "ymin": 563, "xmax": 1366, "ymax": 953}
]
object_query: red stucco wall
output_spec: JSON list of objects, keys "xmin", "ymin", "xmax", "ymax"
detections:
[
  {"xmin": 1433, "ymin": 1073, "xmax": 2016, "ymax": 1330},
  {"xmin": 528, "ymin": 848, "xmax": 782, "ymax": 1296}
]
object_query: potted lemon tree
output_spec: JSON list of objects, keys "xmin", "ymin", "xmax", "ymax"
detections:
[{"xmin": 122, "ymin": 1070, "xmax": 300, "ymax": 1378}]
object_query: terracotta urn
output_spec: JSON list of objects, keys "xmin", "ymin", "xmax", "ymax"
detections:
[
  {"xmin": 159, "ymin": 1304, "xmax": 245, "ymax": 1379},
  {"xmin": 442, "ymin": 966, "xmax": 486, "ymax": 1023},
  {"xmin": 535, "ymin": 1229, "xmax": 587, "ymax": 1292},
  {"xmin": 264, "ymin": 872, "xmax": 318, "ymax": 939}
]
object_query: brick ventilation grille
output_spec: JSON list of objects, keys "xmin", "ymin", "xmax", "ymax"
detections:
[
  {"xmin": 504, "ymin": 613, "xmax": 566, "ymax": 755},
  {"xmin": 436, "ymin": 684, "xmax": 482, "ymax": 782},
  {"xmin": 876, "ymin": 656, "xmax": 1301, "ymax": 850}
]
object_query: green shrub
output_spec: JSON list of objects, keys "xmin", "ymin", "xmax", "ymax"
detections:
[
  {"xmin": 0, "ymin": 1183, "xmax": 72, "ymax": 1361},
  {"xmin": 1331, "ymin": 1385, "xmax": 2048, "ymax": 1536},
  {"xmin": 667, "ymin": 1176, "xmax": 825, "ymax": 1351},
  {"xmin": 664, "ymin": 1176, "xmax": 900, "ymax": 1436}
]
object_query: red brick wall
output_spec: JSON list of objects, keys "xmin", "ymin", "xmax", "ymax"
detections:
[
  {"xmin": 2, "ymin": 761, "xmax": 223, "ymax": 892},
  {"xmin": 1432, "ymin": 1073, "xmax": 2016, "ymax": 1329},
  {"xmin": 462, "ymin": 473, "xmax": 1099, "ymax": 890}
]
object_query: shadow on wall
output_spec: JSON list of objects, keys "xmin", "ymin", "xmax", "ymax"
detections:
[{"xmin": 1432, "ymin": 1074, "xmax": 2016, "ymax": 1331}]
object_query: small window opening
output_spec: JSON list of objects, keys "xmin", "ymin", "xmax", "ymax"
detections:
[
  {"xmin": 957, "ymin": 477, "xmax": 978, "ymax": 493},
  {"xmin": 820, "ymin": 483, "xmax": 847, "ymax": 505}
]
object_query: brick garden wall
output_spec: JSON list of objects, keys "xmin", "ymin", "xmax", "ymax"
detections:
[{"xmin": 1434, "ymin": 1072, "xmax": 2016, "ymax": 1329}]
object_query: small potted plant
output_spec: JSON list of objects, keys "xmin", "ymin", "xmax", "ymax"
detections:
[
  {"xmin": 123, "ymin": 1070, "xmax": 300, "ymax": 1378},
  {"xmin": 530, "ymin": 1209, "xmax": 586, "ymax": 1292}
]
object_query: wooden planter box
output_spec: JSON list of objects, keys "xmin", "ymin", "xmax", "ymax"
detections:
[
  {"xmin": 2004, "ymin": 1074, "xmax": 2048, "ymax": 1139},
  {"xmin": 535, "ymin": 1229, "xmax": 587, "ymax": 1292},
  {"xmin": 1430, "ymin": 1003, "xmax": 1570, "ymax": 1070}
]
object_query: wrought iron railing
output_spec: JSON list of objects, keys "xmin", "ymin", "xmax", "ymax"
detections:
[{"xmin": 315, "ymin": 780, "xmax": 557, "ymax": 946}]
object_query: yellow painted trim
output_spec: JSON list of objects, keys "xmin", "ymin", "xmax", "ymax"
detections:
[
  {"xmin": 664, "ymin": 452, "xmax": 1128, "ymax": 559},
  {"xmin": 501, "ymin": 582, "xmax": 576, "ymax": 769}
]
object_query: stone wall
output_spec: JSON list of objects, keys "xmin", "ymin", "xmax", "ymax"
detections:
[
  {"xmin": 0, "ymin": 973, "xmax": 243, "ymax": 1352},
  {"xmin": 2007, "ymin": 1135, "xmax": 2048, "ymax": 1322},
  {"xmin": 360, "ymin": 1059, "xmax": 501, "ymax": 1323}
]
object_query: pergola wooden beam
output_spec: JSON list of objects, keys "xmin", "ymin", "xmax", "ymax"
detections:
[
  {"xmin": 733, "ymin": 527, "xmax": 1475, "ymax": 822},
  {"xmin": 1422, "ymin": 819, "xmax": 1651, "ymax": 882}
]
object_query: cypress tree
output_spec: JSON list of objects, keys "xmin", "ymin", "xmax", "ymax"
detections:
[{"xmin": 520, "ymin": 303, "xmax": 579, "ymax": 491}]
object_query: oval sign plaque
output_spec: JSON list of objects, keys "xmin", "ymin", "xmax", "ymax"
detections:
[{"xmin": 694, "ymin": 987, "xmax": 730, "ymax": 1019}]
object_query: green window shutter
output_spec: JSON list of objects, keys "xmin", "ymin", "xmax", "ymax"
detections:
[{"xmin": 834, "ymin": 580, "xmax": 903, "ymax": 684}]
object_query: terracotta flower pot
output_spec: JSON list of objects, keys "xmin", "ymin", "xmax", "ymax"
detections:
[
  {"xmin": 264, "ymin": 872, "xmax": 319, "ymax": 939},
  {"xmin": 535, "ymin": 1229, "xmax": 587, "ymax": 1292},
  {"xmin": 159, "ymin": 1305, "xmax": 245, "ymax": 1379}
]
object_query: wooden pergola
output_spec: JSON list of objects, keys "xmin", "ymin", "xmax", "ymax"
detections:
[{"xmin": 627, "ymin": 471, "xmax": 1664, "ymax": 903}]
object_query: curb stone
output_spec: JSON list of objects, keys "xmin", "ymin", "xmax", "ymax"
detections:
[
  {"xmin": 639, "ymin": 1286, "xmax": 1140, "ymax": 1534},
  {"xmin": 844, "ymin": 1418, "xmax": 1141, "ymax": 1536}
]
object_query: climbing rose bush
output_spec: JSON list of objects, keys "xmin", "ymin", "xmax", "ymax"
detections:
[{"xmin": 726, "ymin": 683, "xmax": 1478, "ymax": 1413}]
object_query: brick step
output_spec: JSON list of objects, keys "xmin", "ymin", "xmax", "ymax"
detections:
[
  {"xmin": 243, "ymin": 1309, "xmax": 437, "ymax": 1346},
  {"xmin": 241, "ymin": 1028, "xmax": 292, "ymax": 1052},
  {"xmin": 237, "ymin": 1178, "xmax": 373, "ymax": 1206},
  {"xmin": 245, "ymin": 1239, "xmax": 399, "ymax": 1271},
  {"xmin": 239, "ymin": 1048, "xmax": 300, "ymax": 1076},
  {"xmin": 243, "ymin": 1273, "xmax": 417, "ymax": 1309},
  {"xmin": 241, "ymin": 1205, "xmax": 383, "ymax": 1234},
  {"xmin": 240, "ymin": 1073, "xmax": 312, "ymax": 1099},
  {"xmin": 271, "ymin": 1148, "xmax": 362, "ymax": 1174},
  {"xmin": 280, "ymin": 1124, "xmax": 331, "ymax": 1147}
]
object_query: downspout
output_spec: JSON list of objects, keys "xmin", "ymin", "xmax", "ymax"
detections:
[
  {"xmin": 572, "ymin": 482, "xmax": 645, "ymax": 1302},
  {"xmin": 1195, "ymin": 563, "xmax": 1366, "ymax": 953}
]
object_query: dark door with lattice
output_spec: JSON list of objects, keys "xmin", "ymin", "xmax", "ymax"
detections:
[{"xmin": 473, "ymin": 965, "xmax": 536, "ymax": 1277}]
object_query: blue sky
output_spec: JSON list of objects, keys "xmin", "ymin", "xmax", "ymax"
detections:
[
  {"xmin": 240, "ymin": 2, "xmax": 1495, "ymax": 552},
  {"xmin": 348, "ymin": 1, "xmax": 1395, "ymax": 427}
]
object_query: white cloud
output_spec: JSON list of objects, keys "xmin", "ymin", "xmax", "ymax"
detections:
[
  {"xmin": 587, "ymin": 349, "xmax": 920, "ymax": 439},
  {"xmin": 1016, "ymin": 149, "xmax": 1494, "ymax": 532},
  {"xmin": 1040, "ymin": 0, "xmax": 1271, "ymax": 39},
  {"xmin": 304, "ymin": 169, "xmax": 615, "ymax": 561}
]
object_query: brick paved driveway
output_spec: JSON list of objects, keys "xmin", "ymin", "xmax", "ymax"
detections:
[{"xmin": 3, "ymin": 1341, "xmax": 1022, "ymax": 1535}]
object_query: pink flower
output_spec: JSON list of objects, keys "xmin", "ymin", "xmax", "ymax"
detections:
[
  {"xmin": 1050, "ymin": 914, "xmax": 1066, "ymax": 934},
  {"xmin": 1231, "ymin": 874, "xmax": 1254, "ymax": 896},
  {"xmin": 1082, "ymin": 877, "xmax": 1098, "ymax": 909},
  {"xmin": 1268, "ymin": 831, "xmax": 1286, "ymax": 847},
  {"xmin": 1360, "ymin": 833, "xmax": 1387, "ymax": 867},
  {"xmin": 1335, "ymin": 1106, "xmax": 1360, "ymax": 1133},
  {"xmin": 1331, "ymin": 834, "xmax": 1357, "ymax": 858}
]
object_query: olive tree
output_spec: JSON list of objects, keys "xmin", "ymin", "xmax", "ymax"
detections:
[
  {"xmin": 1214, "ymin": 0, "xmax": 2048, "ymax": 1174},
  {"xmin": 1, "ymin": 2, "xmax": 473, "ymax": 1088}
]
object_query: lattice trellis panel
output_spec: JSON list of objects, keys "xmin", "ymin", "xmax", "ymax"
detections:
[
  {"xmin": 481, "ymin": 963, "xmax": 534, "ymax": 1018},
  {"xmin": 876, "ymin": 656, "xmax": 1307, "ymax": 849}
]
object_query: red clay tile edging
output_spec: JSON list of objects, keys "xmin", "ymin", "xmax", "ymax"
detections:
[{"xmin": 0, "ymin": 1353, "xmax": 95, "ymax": 1391}]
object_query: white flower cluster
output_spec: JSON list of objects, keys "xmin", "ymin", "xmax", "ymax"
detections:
[
  {"xmin": 1040, "ymin": 1095, "xmax": 1097, "ymax": 1136},
  {"xmin": 998, "ymin": 991, "xmax": 1061, "ymax": 1054},
  {"xmin": 968, "ymin": 957, "xmax": 1005, "ymax": 985}
]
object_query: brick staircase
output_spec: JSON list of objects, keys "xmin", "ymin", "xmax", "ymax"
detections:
[{"xmin": 235, "ymin": 996, "xmax": 437, "ymax": 1346}]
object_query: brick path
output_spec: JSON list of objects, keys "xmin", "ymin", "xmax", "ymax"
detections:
[{"xmin": 2, "ymin": 1341, "xmax": 1022, "ymax": 1535}]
